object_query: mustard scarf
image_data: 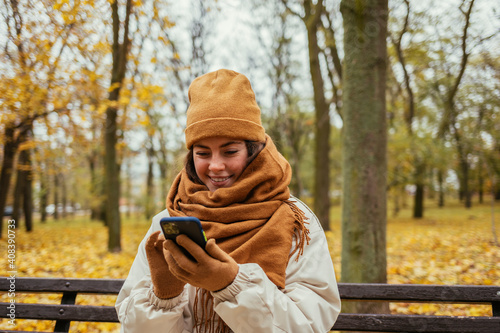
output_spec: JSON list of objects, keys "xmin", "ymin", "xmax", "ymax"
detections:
[{"xmin": 166, "ymin": 135, "xmax": 309, "ymax": 332}]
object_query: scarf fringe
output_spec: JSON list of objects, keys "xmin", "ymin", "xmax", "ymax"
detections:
[
  {"xmin": 193, "ymin": 288, "xmax": 231, "ymax": 333},
  {"xmin": 285, "ymin": 200, "xmax": 311, "ymax": 261}
]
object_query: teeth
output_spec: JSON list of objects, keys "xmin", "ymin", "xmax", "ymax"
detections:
[{"xmin": 211, "ymin": 177, "xmax": 229, "ymax": 182}]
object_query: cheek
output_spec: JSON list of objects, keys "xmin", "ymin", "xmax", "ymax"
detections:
[
  {"xmin": 232, "ymin": 156, "xmax": 248, "ymax": 175},
  {"xmin": 194, "ymin": 158, "xmax": 208, "ymax": 176}
]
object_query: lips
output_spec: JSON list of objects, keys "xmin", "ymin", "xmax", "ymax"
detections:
[
  {"xmin": 209, "ymin": 176, "xmax": 230, "ymax": 182},
  {"xmin": 208, "ymin": 175, "xmax": 232, "ymax": 186}
]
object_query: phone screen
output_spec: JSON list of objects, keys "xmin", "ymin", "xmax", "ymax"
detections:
[{"xmin": 160, "ymin": 217, "xmax": 207, "ymax": 258}]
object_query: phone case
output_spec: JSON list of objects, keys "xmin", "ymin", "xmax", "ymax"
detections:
[{"xmin": 159, "ymin": 217, "xmax": 207, "ymax": 257}]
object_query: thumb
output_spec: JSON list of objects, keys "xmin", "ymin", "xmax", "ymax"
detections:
[
  {"xmin": 205, "ymin": 239, "xmax": 232, "ymax": 262},
  {"xmin": 145, "ymin": 231, "xmax": 167, "ymax": 267},
  {"xmin": 146, "ymin": 231, "xmax": 161, "ymax": 252}
]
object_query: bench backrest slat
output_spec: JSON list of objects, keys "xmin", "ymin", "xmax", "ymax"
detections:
[
  {"xmin": 3, "ymin": 278, "xmax": 499, "ymax": 303},
  {"xmin": 0, "ymin": 302, "xmax": 119, "ymax": 322},
  {"xmin": 0, "ymin": 277, "xmax": 123, "ymax": 294},
  {"xmin": 339, "ymin": 283, "xmax": 500, "ymax": 303}
]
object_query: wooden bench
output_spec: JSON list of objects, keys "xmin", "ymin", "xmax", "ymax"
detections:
[{"xmin": 1, "ymin": 277, "xmax": 499, "ymax": 332}]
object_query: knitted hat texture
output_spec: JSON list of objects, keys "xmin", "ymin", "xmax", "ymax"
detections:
[{"xmin": 185, "ymin": 69, "xmax": 266, "ymax": 148}]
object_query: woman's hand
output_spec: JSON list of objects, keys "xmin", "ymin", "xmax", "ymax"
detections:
[
  {"xmin": 163, "ymin": 235, "xmax": 239, "ymax": 292},
  {"xmin": 145, "ymin": 231, "xmax": 186, "ymax": 299}
]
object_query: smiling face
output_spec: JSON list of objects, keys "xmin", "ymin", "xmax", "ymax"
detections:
[{"xmin": 193, "ymin": 137, "xmax": 249, "ymax": 192}]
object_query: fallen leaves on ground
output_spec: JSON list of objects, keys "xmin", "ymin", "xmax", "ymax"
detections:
[
  {"xmin": 1, "ymin": 202, "xmax": 499, "ymax": 331},
  {"xmin": 326, "ymin": 201, "xmax": 500, "ymax": 317},
  {"xmin": 0, "ymin": 217, "xmax": 148, "ymax": 332}
]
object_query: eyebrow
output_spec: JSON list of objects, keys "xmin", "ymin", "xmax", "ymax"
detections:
[{"xmin": 194, "ymin": 141, "xmax": 244, "ymax": 149}]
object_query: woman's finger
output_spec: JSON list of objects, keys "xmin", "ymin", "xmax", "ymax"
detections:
[
  {"xmin": 164, "ymin": 239, "xmax": 198, "ymax": 273},
  {"xmin": 146, "ymin": 231, "xmax": 161, "ymax": 253},
  {"xmin": 175, "ymin": 234, "xmax": 208, "ymax": 263},
  {"xmin": 205, "ymin": 238, "xmax": 231, "ymax": 262},
  {"xmin": 163, "ymin": 249, "xmax": 189, "ymax": 281}
]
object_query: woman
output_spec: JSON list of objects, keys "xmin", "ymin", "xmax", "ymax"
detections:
[{"xmin": 115, "ymin": 69, "xmax": 341, "ymax": 333}]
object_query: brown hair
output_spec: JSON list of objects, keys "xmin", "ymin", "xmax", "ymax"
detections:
[{"xmin": 185, "ymin": 140, "xmax": 264, "ymax": 185}]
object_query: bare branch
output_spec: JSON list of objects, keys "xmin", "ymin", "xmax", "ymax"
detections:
[
  {"xmin": 390, "ymin": 0, "xmax": 414, "ymax": 133},
  {"xmin": 321, "ymin": 11, "xmax": 342, "ymax": 80},
  {"xmin": 448, "ymin": 0, "xmax": 475, "ymax": 102},
  {"xmin": 118, "ymin": 0, "xmax": 133, "ymax": 83},
  {"xmin": 280, "ymin": 0, "xmax": 302, "ymax": 19}
]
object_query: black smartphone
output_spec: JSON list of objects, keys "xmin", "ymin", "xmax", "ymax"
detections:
[{"xmin": 159, "ymin": 217, "xmax": 207, "ymax": 259}]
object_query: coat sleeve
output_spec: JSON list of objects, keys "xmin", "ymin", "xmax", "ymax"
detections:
[
  {"xmin": 115, "ymin": 210, "xmax": 195, "ymax": 333},
  {"xmin": 211, "ymin": 199, "xmax": 341, "ymax": 333}
]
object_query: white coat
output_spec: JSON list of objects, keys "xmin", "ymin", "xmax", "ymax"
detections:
[{"xmin": 115, "ymin": 197, "xmax": 341, "ymax": 332}]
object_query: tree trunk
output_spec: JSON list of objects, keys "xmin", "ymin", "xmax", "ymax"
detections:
[
  {"xmin": 89, "ymin": 116, "xmax": 106, "ymax": 222},
  {"xmin": 459, "ymin": 186, "xmax": 464, "ymax": 202},
  {"xmin": 437, "ymin": 169, "xmax": 445, "ymax": 207},
  {"xmin": 12, "ymin": 171, "xmax": 24, "ymax": 224},
  {"xmin": 90, "ymin": 150, "xmax": 107, "ymax": 223},
  {"xmin": 124, "ymin": 159, "xmax": 132, "ymax": 219},
  {"xmin": 40, "ymin": 169, "xmax": 48, "ymax": 223},
  {"xmin": 12, "ymin": 134, "xmax": 34, "ymax": 231},
  {"xmin": 454, "ymin": 127, "xmax": 472, "ymax": 209},
  {"xmin": 413, "ymin": 183, "xmax": 424, "ymax": 218},
  {"xmin": 0, "ymin": 127, "xmax": 19, "ymax": 238},
  {"xmin": 392, "ymin": 186, "xmax": 401, "ymax": 218},
  {"xmin": 478, "ymin": 167, "xmax": 484, "ymax": 204},
  {"xmin": 89, "ymin": 151, "xmax": 98, "ymax": 220},
  {"xmin": 340, "ymin": 0, "xmax": 389, "ymax": 317},
  {"xmin": 105, "ymin": 103, "xmax": 121, "ymax": 252},
  {"xmin": 100, "ymin": 197, "xmax": 108, "ymax": 224},
  {"xmin": 460, "ymin": 157, "xmax": 472, "ymax": 209},
  {"xmin": 22, "ymin": 144, "xmax": 33, "ymax": 232},
  {"xmin": 290, "ymin": 148, "xmax": 304, "ymax": 198},
  {"xmin": 145, "ymin": 146, "xmax": 155, "ymax": 220},
  {"xmin": 158, "ymin": 146, "xmax": 169, "ymax": 209},
  {"xmin": 304, "ymin": 0, "xmax": 331, "ymax": 231},
  {"xmin": 106, "ymin": 0, "xmax": 132, "ymax": 252},
  {"xmin": 61, "ymin": 173, "xmax": 67, "ymax": 218},
  {"xmin": 53, "ymin": 174, "xmax": 59, "ymax": 220},
  {"xmin": 413, "ymin": 162, "xmax": 425, "ymax": 218}
]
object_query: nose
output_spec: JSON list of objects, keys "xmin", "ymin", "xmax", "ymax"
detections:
[{"xmin": 208, "ymin": 154, "xmax": 225, "ymax": 173}]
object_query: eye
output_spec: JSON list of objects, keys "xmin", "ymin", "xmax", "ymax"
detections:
[
  {"xmin": 225, "ymin": 150, "xmax": 238, "ymax": 155},
  {"xmin": 195, "ymin": 151, "xmax": 210, "ymax": 157}
]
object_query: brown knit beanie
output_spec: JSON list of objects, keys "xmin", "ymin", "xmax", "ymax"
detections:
[{"xmin": 185, "ymin": 69, "xmax": 266, "ymax": 148}]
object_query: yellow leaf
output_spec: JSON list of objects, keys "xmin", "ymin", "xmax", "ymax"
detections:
[{"xmin": 108, "ymin": 82, "xmax": 121, "ymax": 92}]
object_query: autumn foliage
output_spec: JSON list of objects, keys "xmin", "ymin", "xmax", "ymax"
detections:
[{"xmin": 0, "ymin": 202, "xmax": 498, "ymax": 332}]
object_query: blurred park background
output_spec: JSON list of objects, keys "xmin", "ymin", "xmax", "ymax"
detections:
[{"xmin": 1, "ymin": 0, "xmax": 499, "ymax": 331}]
